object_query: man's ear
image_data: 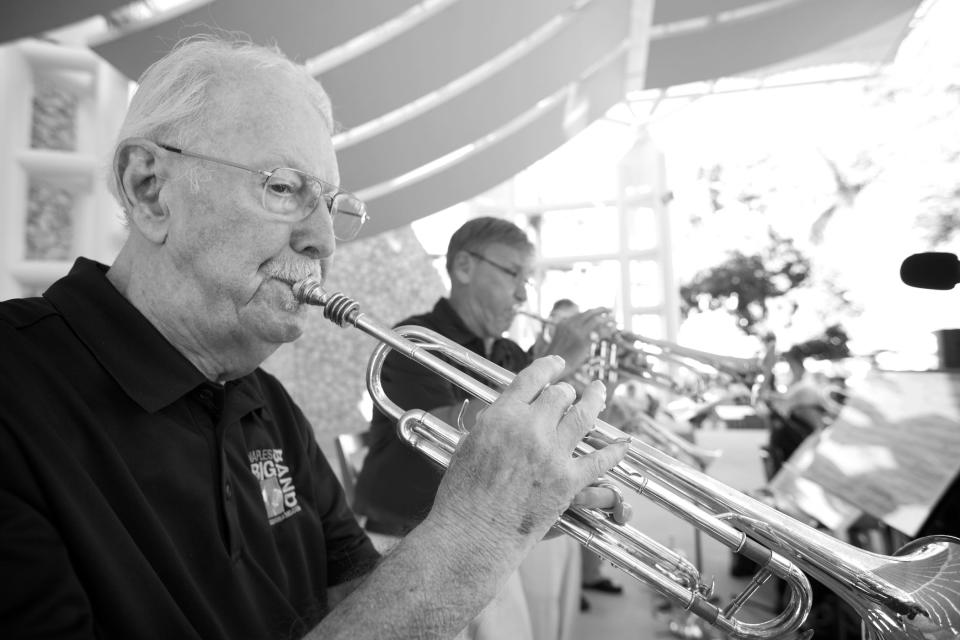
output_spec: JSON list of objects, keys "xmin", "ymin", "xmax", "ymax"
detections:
[
  {"xmin": 114, "ymin": 138, "xmax": 170, "ymax": 244},
  {"xmin": 450, "ymin": 250, "xmax": 474, "ymax": 285}
]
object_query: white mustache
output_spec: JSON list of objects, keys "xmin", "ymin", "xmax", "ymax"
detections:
[{"xmin": 267, "ymin": 260, "xmax": 325, "ymax": 285}]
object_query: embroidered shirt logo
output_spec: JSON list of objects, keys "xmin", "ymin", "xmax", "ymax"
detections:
[{"xmin": 249, "ymin": 448, "xmax": 301, "ymax": 525}]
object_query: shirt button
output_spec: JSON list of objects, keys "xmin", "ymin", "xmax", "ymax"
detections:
[{"xmin": 224, "ymin": 482, "xmax": 233, "ymax": 500}]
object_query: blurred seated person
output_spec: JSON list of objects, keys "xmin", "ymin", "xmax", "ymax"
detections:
[
  {"xmin": 607, "ymin": 381, "xmax": 662, "ymax": 429},
  {"xmin": 529, "ymin": 298, "xmax": 579, "ymax": 358},
  {"xmin": 353, "ymin": 218, "xmax": 626, "ymax": 639},
  {"xmin": 608, "ymin": 382, "xmax": 727, "ymax": 477},
  {"xmin": 765, "ymin": 346, "xmax": 846, "ymax": 478},
  {"xmin": 0, "ymin": 36, "xmax": 631, "ymax": 640}
]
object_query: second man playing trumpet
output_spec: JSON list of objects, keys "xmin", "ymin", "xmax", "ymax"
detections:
[{"xmin": 354, "ymin": 216, "xmax": 620, "ymax": 640}]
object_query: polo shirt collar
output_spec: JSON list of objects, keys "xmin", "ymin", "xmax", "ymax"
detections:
[
  {"xmin": 431, "ymin": 298, "xmax": 484, "ymax": 351},
  {"xmin": 44, "ymin": 258, "xmax": 209, "ymax": 413},
  {"xmin": 429, "ymin": 299, "xmax": 526, "ymax": 371}
]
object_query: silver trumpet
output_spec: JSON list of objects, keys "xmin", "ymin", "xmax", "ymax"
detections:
[
  {"xmin": 294, "ymin": 280, "xmax": 960, "ymax": 640},
  {"xmin": 613, "ymin": 330, "xmax": 767, "ymax": 402},
  {"xmin": 518, "ymin": 310, "xmax": 766, "ymax": 400},
  {"xmin": 618, "ymin": 329, "xmax": 763, "ymax": 383}
]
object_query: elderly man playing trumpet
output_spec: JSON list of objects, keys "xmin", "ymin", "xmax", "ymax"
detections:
[{"xmin": 0, "ymin": 36, "xmax": 630, "ymax": 640}]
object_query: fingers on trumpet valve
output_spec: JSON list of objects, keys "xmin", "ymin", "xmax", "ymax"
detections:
[
  {"xmin": 503, "ymin": 355, "xmax": 567, "ymax": 404},
  {"xmin": 572, "ymin": 480, "xmax": 633, "ymax": 525},
  {"xmin": 532, "ymin": 380, "xmax": 579, "ymax": 431},
  {"xmin": 548, "ymin": 379, "xmax": 605, "ymax": 449}
]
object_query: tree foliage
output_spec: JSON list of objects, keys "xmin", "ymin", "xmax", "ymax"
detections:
[
  {"xmin": 786, "ymin": 324, "xmax": 851, "ymax": 361},
  {"xmin": 679, "ymin": 229, "xmax": 811, "ymax": 335}
]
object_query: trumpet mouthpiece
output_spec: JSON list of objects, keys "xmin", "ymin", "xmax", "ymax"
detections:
[
  {"xmin": 292, "ymin": 278, "xmax": 326, "ymax": 306},
  {"xmin": 292, "ymin": 279, "xmax": 362, "ymax": 328}
]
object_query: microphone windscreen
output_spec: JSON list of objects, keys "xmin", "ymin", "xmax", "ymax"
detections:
[{"xmin": 900, "ymin": 252, "xmax": 960, "ymax": 290}]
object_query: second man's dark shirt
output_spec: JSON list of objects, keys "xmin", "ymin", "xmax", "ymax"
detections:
[{"xmin": 353, "ymin": 298, "xmax": 529, "ymax": 535}]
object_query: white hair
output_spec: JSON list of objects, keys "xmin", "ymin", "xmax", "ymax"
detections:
[{"xmin": 109, "ymin": 33, "xmax": 334, "ymax": 210}]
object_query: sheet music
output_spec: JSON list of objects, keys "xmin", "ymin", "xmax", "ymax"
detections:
[
  {"xmin": 771, "ymin": 369, "xmax": 960, "ymax": 537},
  {"xmin": 770, "ymin": 471, "xmax": 864, "ymax": 532}
]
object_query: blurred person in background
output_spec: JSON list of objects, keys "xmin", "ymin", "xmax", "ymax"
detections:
[{"xmin": 764, "ymin": 343, "xmax": 847, "ymax": 479}]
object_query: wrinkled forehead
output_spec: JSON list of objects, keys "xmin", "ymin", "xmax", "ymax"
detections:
[{"xmin": 202, "ymin": 68, "xmax": 336, "ymax": 175}]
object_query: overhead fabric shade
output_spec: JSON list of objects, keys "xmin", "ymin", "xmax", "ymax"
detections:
[
  {"xmin": 0, "ymin": 0, "xmax": 132, "ymax": 45},
  {"xmin": 91, "ymin": 0, "xmax": 426, "ymax": 82},
  {"xmin": 362, "ymin": 52, "xmax": 628, "ymax": 236},
  {"xmin": 643, "ymin": 0, "xmax": 922, "ymax": 89},
  {"xmin": 652, "ymin": 0, "xmax": 767, "ymax": 24},
  {"xmin": 336, "ymin": 0, "xmax": 632, "ymax": 190},
  {"xmin": 0, "ymin": 0, "xmax": 924, "ymax": 239},
  {"xmin": 319, "ymin": 0, "xmax": 576, "ymax": 128},
  {"xmin": 733, "ymin": 6, "xmax": 920, "ymax": 79},
  {"xmin": 86, "ymin": 0, "xmax": 638, "ymax": 239}
]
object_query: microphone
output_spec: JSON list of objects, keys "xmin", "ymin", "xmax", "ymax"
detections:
[{"xmin": 900, "ymin": 252, "xmax": 960, "ymax": 290}]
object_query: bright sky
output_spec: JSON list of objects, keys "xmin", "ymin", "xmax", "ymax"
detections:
[{"xmin": 642, "ymin": 0, "xmax": 960, "ymax": 365}]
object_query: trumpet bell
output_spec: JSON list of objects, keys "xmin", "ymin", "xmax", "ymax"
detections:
[{"xmin": 861, "ymin": 535, "xmax": 960, "ymax": 637}]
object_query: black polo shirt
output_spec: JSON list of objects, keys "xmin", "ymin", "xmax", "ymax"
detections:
[
  {"xmin": 353, "ymin": 298, "xmax": 530, "ymax": 535},
  {"xmin": 0, "ymin": 258, "xmax": 379, "ymax": 640}
]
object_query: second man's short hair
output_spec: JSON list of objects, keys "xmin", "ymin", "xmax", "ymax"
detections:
[{"xmin": 445, "ymin": 217, "xmax": 533, "ymax": 275}]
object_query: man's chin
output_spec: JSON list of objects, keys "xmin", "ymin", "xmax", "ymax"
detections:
[
  {"xmin": 276, "ymin": 325, "xmax": 305, "ymax": 344},
  {"xmin": 498, "ymin": 314, "xmax": 518, "ymax": 335},
  {"xmin": 257, "ymin": 318, "xmax": 305, "ymax": 346},
  {"xmin": 242, "ymin": 300, "xmax": 308, "ymax": 346},
  {"xmin": 491, "ymin": 322, "xmax": 512, "ymax": 338},
  {"xmin": 272, "ymin": 306, "xmax": 309, "ymax": 342}
]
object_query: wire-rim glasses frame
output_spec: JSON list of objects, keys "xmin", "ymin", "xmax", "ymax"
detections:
[
  {"xmin": 466, "ymin": 250, "xmax": 534, "ymax": 288},
  {"xmin": 157, "ymin": 143, "xmax": 368, "ymax": 241}
]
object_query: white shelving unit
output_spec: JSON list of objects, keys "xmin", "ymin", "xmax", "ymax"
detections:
[{"xmin": 0, "ymin": 38, "xmax": 128, "ymax": 300}]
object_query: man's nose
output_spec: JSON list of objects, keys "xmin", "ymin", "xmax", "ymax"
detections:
[
  {"xmin": 291, "ymin": 203, "xmax": 336, "ymax": 260},
  {"xmin": 514, "ymin": 281, "xmax": 528, "ymax": 302}
]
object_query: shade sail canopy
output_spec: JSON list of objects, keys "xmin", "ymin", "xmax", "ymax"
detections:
[
  {"xmin": 361, "ymin": 51, "xmax": 628, "ymax": 237},
  {"xmin": 0, "ymin": 0, "xmax": 923, "ymax": 238},
  {"xmin": 335, "ymin": 0, "xmax": 632, "ymax": 190},
  {"xmin": 644, "ymin": 0, "xmax": 921, "ymax": 89},
  {"xmin": 0, "ymin": 0, "xmax": 132, "ymax": 45},
  {"xmin": 85, "ymin": 0, "xmax": 640, "ymax": 238}
]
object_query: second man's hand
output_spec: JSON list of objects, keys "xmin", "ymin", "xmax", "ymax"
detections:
[{"xmin": 544, "ymin": 308, "xmax": 613, "ymax": 380}]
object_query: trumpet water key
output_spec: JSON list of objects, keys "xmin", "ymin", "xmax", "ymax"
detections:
[{"xmin": 293, "ymin": 279, "xmax": 960, "ymax": 640}]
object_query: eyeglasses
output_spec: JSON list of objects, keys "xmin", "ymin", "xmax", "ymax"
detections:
[
  {"xmin": 467, "ymin": 251, "xmax": 533, "ymax": 288},
  {"xmin": 158, "ymin": 144, "xmax": 368, "ymax": 241}
]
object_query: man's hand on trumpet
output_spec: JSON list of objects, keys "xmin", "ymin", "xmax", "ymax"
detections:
[
  {"xmin": 539, "ymin": 307, "xmax": 614, "ymax": 382},
  {"xmin": 573, "ymin": 481, "xmax": 633, "ymax": 525},
  {"xmin": 429, "ymin": 356, "xmax": 632, "ymax": 557}
]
